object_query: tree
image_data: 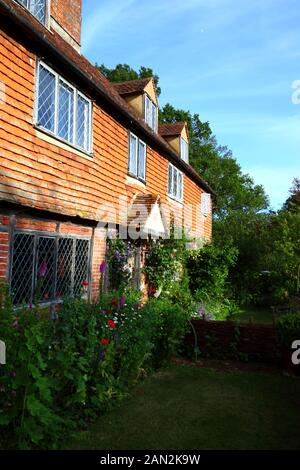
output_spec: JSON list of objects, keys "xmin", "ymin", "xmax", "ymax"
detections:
[
  {"xmin": 159, "ymin": 103, "xmax": 269, "ymax": 217},
  {"xmin": 96, "ymin": 63, "xmax": 161, "ymax": 96},
  {"xmin": 283, "ymin": 178, "xmax": 300, "ymax": 211}
]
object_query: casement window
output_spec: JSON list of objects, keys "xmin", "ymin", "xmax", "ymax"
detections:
[
  {"xmin": 201, "ymin": 193, "xmax": 211, "ymax": 216},
  {"xmin": 10, "ymin": 232, "xmax": 90, "ymax": 306},
  {"xmin": 17, "ymin": 0, "xmax": 47, "ymax": 25},
  {"xmin": 180, "ymin": 138, "xmax": 189, "ymax": 163},
  {"xmin": 36, "ymin": 62, "xmax": 92, "ymax": 153},
  {"xmin": 168, "ymin": 163, "xmax": 183, "ymax": 202},
  {"xmin": 144, "ymin": 94, "xmax": 157, "ymax": 131},
  {"xmin": 128, "ymin": 132, "xmax": 147, "ymax": 181}
]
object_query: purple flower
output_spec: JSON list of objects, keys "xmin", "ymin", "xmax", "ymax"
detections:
[
  {"xmin": 39, "ymin": 260, "xmax": 48, "ymax": 278},
  {"xmin": 100, "ymin": 261, "xmax": 107, "ymax": 274},
  {"xmin": 12, "ymin": 319, "xmax": 19, "ymax": 329},
  {"xmin": 199, "ymin": 307, "xmax": 206, "ymax": 319},
  {"xmin": 120, "ymin": 295, "xmax": 126, "ymax": 307},
  {"xmin": 10, "ymin": 371, "xmax": 16, "ymax": 379}
]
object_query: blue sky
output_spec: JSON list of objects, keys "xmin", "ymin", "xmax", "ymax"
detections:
[{"xmin": 81, "ymin": 0, "xmax": 300, "ymax": 210}]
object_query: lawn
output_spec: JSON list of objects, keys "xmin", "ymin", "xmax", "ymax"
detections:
[
  {"xmin": 234, "ymin": 307, "xmax": 274, "ymax": 324},
  {"xmin": 68, "ymin": 364, "xmax": 300, "ymax": 450}
]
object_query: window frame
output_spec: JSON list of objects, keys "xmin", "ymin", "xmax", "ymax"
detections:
[
  {"xmin": 16, "ymin": 0, "xmax": 50, "ymax": 27},
  {"xmin": 128, "ymin": 131, "xmax": 147, "ymax": 182},
  {"xmin": 168, "ymin": 162, "xmax": 183, "ymax": 202},
  {"xmin": 34, "ymin": 60, "xmax": 93, "ymax": 155},
  {"xmin": 201, "ymin": 192, "xmax": 211, "ymax": 217},
  {"xmin": 180, "ymin": 137, "xmax": 189, "ymax": 163},
  {"xmin": 9, "ymin": 230, "xmax": 91, "ymax": 306},
  {"xmin": 144, "ymin": 93, "xmax": 157, "ymax": 132}
]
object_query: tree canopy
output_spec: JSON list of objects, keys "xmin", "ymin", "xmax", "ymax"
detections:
[{"xmin": 96, "ymin": 63, "xmax": 161, "ymax": 96}]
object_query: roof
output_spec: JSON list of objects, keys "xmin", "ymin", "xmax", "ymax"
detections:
[
  {"xmin": 127, "ymin": 194, "xmax": 165, "ymax": 237},
  {"xmin": 158, "ymin": 122, "xmax": 186, "ymax": 137},
  {"xmin": 0, "ymin": 0, "xmax": 214, "ymax": 195},
  {"xmin": 112, "ymin": 77, "xmax": 153, "ymax": 95}
]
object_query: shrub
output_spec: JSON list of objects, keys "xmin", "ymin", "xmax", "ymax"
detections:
[
  {"xmin": 276, "ymin": 312, "xmax": 300, "ymax": 349},
  {"xmin": 0, "ymin": 284, "xmax": 190, "ymax": 449},
  {"xmin": 142, "ymin": 298, "xmax": 189, "ymax": 367}
]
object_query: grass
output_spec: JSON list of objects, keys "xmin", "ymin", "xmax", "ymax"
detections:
[
  {"xmin": 68, "ymin": 364, "xmax": 300, "ymax": 450},
  {"xmin": 234, "ymin": 307, "xmax": 274, "ymax": 324}
]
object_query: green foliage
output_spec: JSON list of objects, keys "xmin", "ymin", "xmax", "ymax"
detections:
[
  {"xmin": 143, "ymin": 229, "xmax": 188, "ymax": 292},
  {"xmin": 0, "ymin": 283, "xmax": 190, "ymax": 449},
  {"xmin": 96, "ymin": 63, "xmax": 161, "ymax": 96},
  {"xmin": 187, "ymin": 243, "xmax": 238, "ymax": 299},
  {"xmin": 106, "ymin": 238, "xmax": 133, "ymax": 291},
  {"xmin": 276, "ymin": 312, "xmax": 300, "ymax": 349},
  {"xmin": 142, "ymin": 298, "xmax": 189, "ymax": 367},
  {"xmin": 159, "ymin": 103, "xmax": 269, "ymax": 217}
]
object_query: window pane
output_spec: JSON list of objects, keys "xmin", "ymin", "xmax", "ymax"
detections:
[
  {"xmin": 74, "ymin": 239, "xmax": 89, "ymax": 297},
  {"xmin": 58, "ymin": 80, "xmax": 74, "ymax": 143},
  {"xmin": 18, "ymin": 1, "xmax": 46, "ymax": 24},
  {"xmin": 30, "ymin": 0, "xmax": 46, "ymax": 23},
  {"xmin": 76, "ymin": 94, "xmax": 90, "ymax": 151},
  {"xmin": 56, "ymin": 238, "xmax": 74, "ymax": 298},
  {"xmin": 38, "ymin": 64, "xmax": 56, "ymax": 132},
  {"xmin": 173, "ymin": 168, "xmax": 178, "ymax": 199},
  {"xmin": 151, "ymin": 103, "xmax": 157, "ymax": 130},
  {"xmin": 11, "ymin": 233, "xmax": 34, "ymax": 305},
  {"xmin": 202, "ymin": 193, "xmax": 211, "ymax": 216},
  {"xmin": 168, "ymin": 164, "xmax": 173, "ymax": 195},
  {"xmin": 181, "ymin": 138, "xmax": 189, "ymax": 163},
  {"xmin": 138, "ymin": 141, "xmax": 146, "ymax": 180},
  {"xmin": 36, "ymin": 237, "xmax": 56, "ymax": 302},
  {"xmin": 129, "ymin": 134, "xmax": 138, "ymax": 175},
  {"xmin": 145, "ymin": 95, "xmax": 151, "ymax": 126}
]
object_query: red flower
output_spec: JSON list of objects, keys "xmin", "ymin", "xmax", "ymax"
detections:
[
  {"xmin": 107, "ymin": 319, "xmax": 116, "ymax": 329},
  {"xmin": 100, "ymin": 338, "xmax": 110, "ymax": 346},
  {"xmin": 82, "ymin": 280, "xmax": 89, "ymax": 287},
  {"xmin": 150, "ymin": 287, "xmax": 157, "ymax": 294},
  {"xmin": 111, "ymin": 298, "xmax": 118, "ymax": 306}
]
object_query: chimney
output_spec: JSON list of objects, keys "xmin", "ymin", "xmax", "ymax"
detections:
[{"xmin": 50, "ymin": 0, "xmax": 82, "ymax": 52}]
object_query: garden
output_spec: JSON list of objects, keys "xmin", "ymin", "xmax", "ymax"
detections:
[{"xmin": 0, "ymin": 216, "xmax": 300, "ymax": 450}]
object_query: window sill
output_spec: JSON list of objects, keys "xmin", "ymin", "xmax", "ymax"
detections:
[
  {"xmin": 35, "ymin": 126, "xmax": 94, "ymax": 160},
  {"xmin": 126, "ymin": 174, "xmax": 146, "ymax": 188},
  {"xmin": 167, "ymin": 195, "xmax": 183, "ymax": 206}
]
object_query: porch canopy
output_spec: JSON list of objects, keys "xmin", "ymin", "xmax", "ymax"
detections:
[{"xmin": 127, "ymin": 193, "xmax": 166, "ymax": 238}]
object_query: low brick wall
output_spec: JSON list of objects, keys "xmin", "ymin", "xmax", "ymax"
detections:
[{"xmin": 185, "ymin": 319, "xmax": 280, "ymax": 364}]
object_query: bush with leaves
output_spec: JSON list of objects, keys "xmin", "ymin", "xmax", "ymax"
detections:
[{"xmin": 0, "ymin": 283, "xmax": 190, "ymax": 449}]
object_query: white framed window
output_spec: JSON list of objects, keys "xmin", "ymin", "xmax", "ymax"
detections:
[
  {"xmin": 168, "ymin": 163, "xmax": 183, "ymax": 202},
  {"xmin": 128, "ymin": 132, "xmax": 147, "ymax": 181},
  {"xmin": 201, "ymin": 193, "xmax": 211, "ymax": 216},
  {"xmin": 180, "ymin": 137, "xmax": 189, "ymax": 163},
  {"xmin": 35, "ymin": 61, "xmax": 92, "ymax": 154},
  {"xmin": 144, "ymin": 94, "xmax": 157, "ymax": 131},
  {"xmin": 17, "ymin": 0, "xmax": 48, "ymax": 25}
]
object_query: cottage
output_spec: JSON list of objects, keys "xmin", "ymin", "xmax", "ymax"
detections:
[{"xmin": 0, "ymin": 0, "xmax": 213, "ymax": 305}]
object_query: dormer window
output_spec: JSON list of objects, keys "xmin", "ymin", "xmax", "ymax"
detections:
[
  {"xmin": 144, "ymin": 94, "xmax": 157, "ymax": 131},
  {"xmin": 17, "ymin": 0, "xmax": 47, "ymax": 25},
  {"xmin": 180, "ymin": 138, "xmax": 189, "ymax": 163}
]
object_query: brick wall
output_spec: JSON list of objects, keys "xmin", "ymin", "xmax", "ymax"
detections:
[
  {"xmin": 51, "ymin": 0, "xmax": 82, "ymax": 45},
  {"xmin": 0, "ymin": 216, "xmax": 10, "ymax": 280},
  {"xmin": 90, "ymin": 228, "xmax": 107, "ymax": 301},
  {"xmin": 0, "ymin": 212, "xmax": 107, "ymax": 300},
  {"xmin": 186, "ymin": 319, "xmax": 280, "ymax": 364}
]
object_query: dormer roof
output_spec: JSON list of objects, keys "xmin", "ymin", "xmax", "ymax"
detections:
[
  {"xmin": 113, "ymin": 77, "xmax": 153, "ymax": 96},
  {"xmin": 113, "ymin": 77, "xmax": 158, "ymax": 107},
  {"xmin": 159, "ymin": 122, "xmax": 189, "ymax": 139}
]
